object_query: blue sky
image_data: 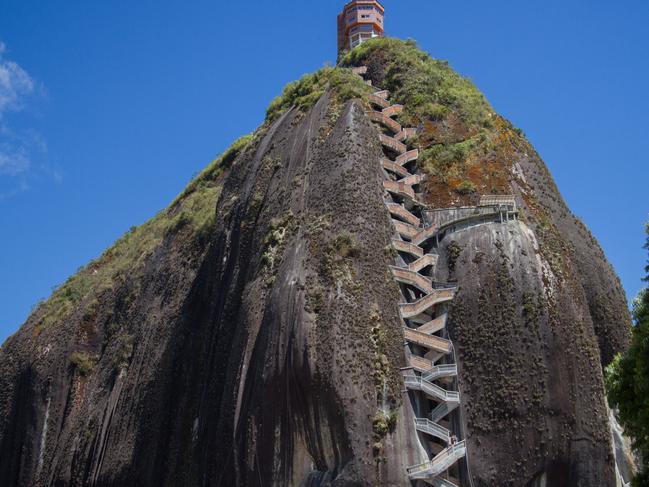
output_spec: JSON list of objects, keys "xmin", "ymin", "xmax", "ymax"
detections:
[{"xmin": 0, "ymin": 0, "xmax": 647, "ymax": 343}]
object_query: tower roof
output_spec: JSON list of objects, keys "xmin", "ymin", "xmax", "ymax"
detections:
[{"xmin": 341, "ymin": 0, "xmax": 385, "ymax": 13}]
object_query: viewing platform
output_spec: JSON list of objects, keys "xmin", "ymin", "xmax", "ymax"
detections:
[{"xmin": 422, "ymin": 196, "xmax": 518, "ymax": 236}]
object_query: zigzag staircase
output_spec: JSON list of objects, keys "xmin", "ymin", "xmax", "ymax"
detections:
[{"xmin": 351, "ymin": 65, "xmax": 466, "ymax": 486}]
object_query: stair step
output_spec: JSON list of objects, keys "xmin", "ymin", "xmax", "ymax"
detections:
[
  {"xmin": 400, "ymin": 173, "xmax": 425, "ymax": 186},
  {"xmin": 409, "ymin": 354, "xmax": 433, "ymax": 373},
  {"xmin": 422, "ymin": 364, "xmax": 458, "ymax": 383},
  {"xmin": 396, "ymin": 149, "xmax": 419, "ymax": 166},
  {"xmin": 383, "ymin": 180, "xmax": 416, "ymax": 202},
  {"xmin": 374, "ymin": 89, "xmax": 390, "ymax": 100},
  {"xmin": 429, "ymin": 442, "xmax": 446, "ymax": 455},
  {"xmin": 367, "ymin": 110, "xmax": 401, "ymax": 133},
  {"xmin": 407, "ymin": 441, "xmax": 466, "ymax": 479},
  {"xmin": 395, "ymin": 127, "xmax": 417, "ymax": 141},
  {"xmin": 368, "ymin": 93, "xmax": 390, "ymax": 109},
  {"xmin": 431, "ymin": 476, "xmax": 460, "ymax": 487},
  {"xmin": 403, "ymin": 328, "xmax": 452, "ymax": 354},
  {"xmin": 403, "ymin": 375, "xmax": 458, "ymax": 403},
  {"xmin": 392, "ymin": 239, "xmax": 423, "ymax": 258},
  {"xmin": 392, "ymin": 220, "xmax": 419, "ymax": 240},
  {"xmin": 430, "ymin": 402, "xmax": 460, "ymax": 423},
  {"xmin": 385, "ymin": 202, "xmax": 421, "ymax": 226},
  {"xmin": 380, "ymin": 134, "xmax": 407, "ymax": 154},
  {"xmin": 416, "ymin": 315, "xmax": 447, "ymax": 334},
  {"xmin": 399, "ymin": 288, "xmax": 455, "ymax": 318},
  {"xmin": 414, "ymin": 418, "xmax": 452, "ymax": 444},
  {"xmin": 408, "ymin": 253, "xmax": 438, "ymax": 273},
  {"xmin": 391, "ymin": 267, "xmax": 433, "ymax": 294},
  {"xmin": 412, "ymin": 225, "xmax": 439, "ymax": 247},
  {"xmin": 383, "ymin": 104, "xmax": 404, "ymax": 118},
  {"xmin": 381, "ymin": 158, "xmax": 411, "ymax": 178}
]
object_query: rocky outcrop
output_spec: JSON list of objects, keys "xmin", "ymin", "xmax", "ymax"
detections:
[
  {"xmin": 0, "ymin": 38, "xmax": 633, "ymax": 487},
  {"xmin": 345, "ymin": 39, "xmax": 632, "ymax": 486},
  {"xmin": 0, "ymin": 92, "xmax": 428, "ymax": 487}
]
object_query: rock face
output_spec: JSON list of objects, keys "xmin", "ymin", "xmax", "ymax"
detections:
[{"xmin": 0, "ymin": 39, "xmax": 632, "ymax": 487}]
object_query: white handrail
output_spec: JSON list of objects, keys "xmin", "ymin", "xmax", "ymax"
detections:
[
  {"xmin": 407, "ymin": 441, "xmax": 467, "ymax": 477},
  {"xmin": 414, "ymin": 418, "xmax": 451, "ymax": 443},
  {"xmin": 403, "ymin": 375, "xmax": 460, "ymax": 402},
  {"xmin": 430, "ymin": 402, "xmax": 455, "ymax": 423},
  {"xmin": 423, "ymin": 364, "xmax": 458, "ymax": 382}
]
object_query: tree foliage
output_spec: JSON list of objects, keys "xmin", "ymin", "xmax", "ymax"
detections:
[{"xmin": 606, "ymin": 223, "xmax": 649, "ymax": 486}]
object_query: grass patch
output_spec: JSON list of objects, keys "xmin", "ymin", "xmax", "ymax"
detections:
[
  {"xmin": 35, "ymin": 134, "xmax": 255, "ymax": 330},
  {"xmin": 266, "ymin": 66, "xmax": 372, "ymax": 122},
  {"xmin": 114, "ymin": 332, "xmax": 134, "ymax": 371},
  {"xmin": 341, "ymin": 37, "xmax": 493, "ymax": 130},
  {"xmin": 260, "ymin": 211, "xmax": 295, "ymax": 286},
  {"xmin": 419, "ymin": 138, "xmax": 476, "ymax": 180},
  {"xmin": 332, "ymin": 232, "xmax": 360, "ymax": 259},
  {"xmin": 319, "ymin": 232, "xmax": 363, "ymax": 288},
  {"xmin": 373, "ymin": 410, "xmax": 390, "ymax": 437},
  {"xmin": 69, "ymin": 352, "xmax": 97, "ymax": 376},
  {"xmin": 456, "ymin": 180, "xmax": 477, "ymax": 195}
]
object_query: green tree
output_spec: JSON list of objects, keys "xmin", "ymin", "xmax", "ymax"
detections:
[{"xmin": 606, "ymin": 222, "xmax": 649, "ymax": 486}]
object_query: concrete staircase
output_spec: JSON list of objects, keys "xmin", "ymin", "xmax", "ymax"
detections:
[{"xmin": 352, "ymin": 65, "xmax": 468, "ymax": 485}]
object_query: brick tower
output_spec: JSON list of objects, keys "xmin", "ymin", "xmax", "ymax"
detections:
[{"xmin": 337, "ymin": 1, "xmax": 385, "ymax": 56}]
